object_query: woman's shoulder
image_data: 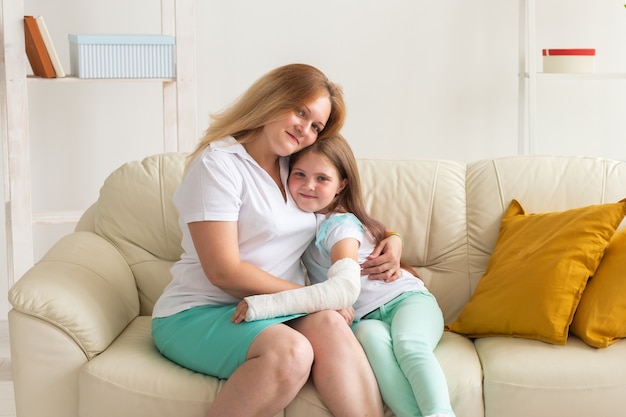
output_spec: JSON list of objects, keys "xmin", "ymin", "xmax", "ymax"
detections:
[
  {"xmin": 204, "ymin": 137, "xmax": 243, "ymax": 159},
  {"xmin": 190, "ymin": 138, "xmax": 250, "ymax": 170}
]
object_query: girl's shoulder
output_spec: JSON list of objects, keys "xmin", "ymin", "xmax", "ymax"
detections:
[
  {"xmin": 322, "ymin": 212, "xmax": 363, "ymax": 230},
  {"xmin": 317, "ymin": 212, "xmax": 364, "ymax": 246}
]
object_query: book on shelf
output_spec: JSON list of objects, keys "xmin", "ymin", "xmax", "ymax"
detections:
[
  {"xmin": 35, "ymin": 16, "xmax": 65, "ymax": 78},
  {"xmin": 23, "ymin": 15, "xmax": 55, "ymax": 78},
  {"xmin": 23, "ymin": 15, "xmax": 65, "ymax": 78}
]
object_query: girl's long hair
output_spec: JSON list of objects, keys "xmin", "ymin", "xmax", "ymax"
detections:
[
  {"xmin": 289, "ymin": 134, "xmax": 387, "ymax": 245},
  {"xmin": 290, "ymin": 134, "xmax": 419, "ymax": 277},
  {"xmin": 188, "ymin": 63, "xmax": 345, "ymax": 163}
]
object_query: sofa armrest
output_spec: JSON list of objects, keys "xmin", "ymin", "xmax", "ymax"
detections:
[{"xmin": 9, "ymin": 231, "xmax": 140, "ymax": 359}]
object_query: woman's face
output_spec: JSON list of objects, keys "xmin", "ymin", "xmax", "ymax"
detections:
[
  {"xmin": 288, "ymin": 151, "xmax": 347, "ymax": 214},
  {"xmin": 261, "ymin": 95, "xmax": 331, "ymax": 157}
]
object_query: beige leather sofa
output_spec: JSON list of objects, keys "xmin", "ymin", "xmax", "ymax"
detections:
[{"xmin": 8, "ymin": 153, "xmax": 626, "ymax": 417}]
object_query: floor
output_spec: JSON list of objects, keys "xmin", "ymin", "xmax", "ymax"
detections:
[{"xmin": 0, "ymin": 321, "xmax": 16, "ymax": 416}]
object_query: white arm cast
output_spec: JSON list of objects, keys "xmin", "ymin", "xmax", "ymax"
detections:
[{"xmin": 244, "ymin": 258, "xmax": 361, "ymax": 321}]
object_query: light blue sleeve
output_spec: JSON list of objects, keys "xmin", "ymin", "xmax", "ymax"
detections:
[{"xmin": 315, "ymin": 213, "xmax": 365, "ymax": 258}]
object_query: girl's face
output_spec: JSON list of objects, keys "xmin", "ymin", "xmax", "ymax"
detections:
[
  {"xmin": 261, "ymin": 95, "xmax": 331, "ymax": 157},
  {"xmin": 288, "ymin": 152, "xmax": 347, "ymax": 214}
]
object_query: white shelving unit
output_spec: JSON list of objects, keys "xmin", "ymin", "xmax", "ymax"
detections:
[
  {"xmin": 518, "ymin": 0, "xmax": 626, "ymax": 156},
  {"xmin": 0, "ymin": 0, "xmax": 197, "ymax": 285}
]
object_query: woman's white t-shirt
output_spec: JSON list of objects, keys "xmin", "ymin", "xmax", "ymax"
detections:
[{"xmin": 152, "ymin": 137, "xmax": 316, "ymax": 318}]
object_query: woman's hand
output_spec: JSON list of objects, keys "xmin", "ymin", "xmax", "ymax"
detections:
[
  {"xmin": 360, "ymin": 233, "xmax": 403, "ymax": 282},
  {"xmin": 335, "ymin": 306, "xmax": 355, "ymax": 325},
  {"xmin": 231, "ymin": 300, "xmax": 249, "ymax": 324}
]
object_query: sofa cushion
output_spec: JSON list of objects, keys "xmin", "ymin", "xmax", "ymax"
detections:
[
  {"xmin": 430, "ymin": 331, "xmax": 485, "ymax": 417},
  {"xmin": 9, "ymin": 231, "xmax": 139, "ymax": 358},
  {"xmin": 79, "ymin": 317, "xmax": 219, "ymax": 417},
  {"xmin": 475, "ymin": 336, "xmax": 626, "ymax": 417},
  {"xmin": 78, "ymin": 318, "xmax": 484, "ymax": 417},
  {"xmin": 357, "ymin": 159, "xmax": 470, "ymax": 323},
  {"xmin": 465, "ymin": 156, "xmax": 626, "ymax": 305},
  {"xmin": 94, "ymin": 153, "xmax": 187, "ymax": 315},
  {"xmin": 570, "ymin": 228, "xmax": 626, "ymax": 348},
  {"xmin": 446, "ymin": 198, "xmax": 626, "ymax": 345}
]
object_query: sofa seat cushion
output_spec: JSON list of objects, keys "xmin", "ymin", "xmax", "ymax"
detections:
[
  {"xmin": 475, "ymin": 336, "xmax": 626, "ymax": 417},
  {"xmin": 78, "ymin": 317, "xmax": 485, "ymax": 417},
  {"xmin": 79, "ymin": 316, "xmax": 220, "ymax": 417},
  {"xmin": 286, "ymin": 331, "xmax": 483, "ymax": 417},
  {"xmin": 432, "ymin": 331, "xmax": 485, "ymax": 417},
  {"xmin": 78, "ymin": 316, "xmax": 338, "ymax": 417}
]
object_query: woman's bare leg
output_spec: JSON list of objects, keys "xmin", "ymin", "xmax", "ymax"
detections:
[
  {"xmin": 290, "ymin": 311, "xmax": 384, "ymax": 417},
  {"xmin": 206, "ymin": 324, "xmax": 313, "ymax": 417}
]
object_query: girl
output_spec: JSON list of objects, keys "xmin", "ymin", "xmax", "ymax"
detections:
[
  {"xmin": 235, "ymin": 134, "xmax": 455, "ymax": 417},
  {"xmin": 151, "ymin": 64, "xmax": 404, "ymax": 417}
]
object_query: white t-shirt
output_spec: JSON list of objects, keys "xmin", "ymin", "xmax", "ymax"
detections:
[
  {"xmin": 303, "ymin": 212, "xmax": 427, "ymax": 320},
  {"xmin": 152, "ymin": 137, "xmax": 316, "ymax": 318}
]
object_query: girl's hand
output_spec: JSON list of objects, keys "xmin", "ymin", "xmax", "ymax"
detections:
[
  {"xmin": 360, "ymin": 234, "xmax": 403, "ymax": 282},
  {"xmin": 336, "ymin": 306, "xmax": 355, "ymax": 325},
  {"xmin": 231, "ymin": 300, "xmax": 249, "ymax": 324}
]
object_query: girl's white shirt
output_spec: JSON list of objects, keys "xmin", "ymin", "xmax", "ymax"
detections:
[
  {"xmin": 303, "ymin": 212, "xmax": 427, "ymax": 320},
  {"xmin": 152, "ymin": 137, "xmax": 316, "ymax": 318}
]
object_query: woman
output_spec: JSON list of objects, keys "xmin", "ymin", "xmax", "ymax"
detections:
[{"xmin": 151, "ymin": 64, "xmax": 402, "ymax": 417}]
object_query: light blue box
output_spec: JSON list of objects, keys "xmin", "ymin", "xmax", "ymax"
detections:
[{"xmin": 68, "ymin": 34, "xmax": 176, "ymax": 79}]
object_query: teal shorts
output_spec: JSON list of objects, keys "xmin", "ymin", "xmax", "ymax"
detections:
[{"xmin": 152, "ymin": 304, "xmax": 304, "ymax": 379}]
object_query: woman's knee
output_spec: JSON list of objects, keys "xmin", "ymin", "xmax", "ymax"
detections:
[
  {"xmin": 250, "ymin": 325, "xmax": 314, "ymax": 380},
  {"xmin": 296, "ymin": 310, "xmax": 352, "ymax": 335}
]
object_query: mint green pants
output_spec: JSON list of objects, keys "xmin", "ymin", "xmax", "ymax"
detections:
[{"xmin": 352, "ymin": 291, "xmax": 455, "ymax": 417}]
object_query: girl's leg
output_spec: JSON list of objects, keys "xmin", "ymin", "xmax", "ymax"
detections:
[
  {"xmin": 352, "ymin": 319, "xmax": 422, "ymax": 417},
  {"xmin": 290, "ymin": 310, "xmax": 384, "ymax": 417},
  {"xmin": 391, "ymin": 293, "xmax": 455, "ymax": 417},
  {"xmin": 206, "ymin": 324, "xmax": 313, "ymax": 417}
]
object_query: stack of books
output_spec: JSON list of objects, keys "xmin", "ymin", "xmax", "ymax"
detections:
[{"xmin": 23, "ymin": 15, "xmax": 65, "ymax": 78}]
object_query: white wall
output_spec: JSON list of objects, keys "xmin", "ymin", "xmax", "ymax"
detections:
[
  {"xmin": 533, "ymin": 0, "xmax": 626, "ymax": 157},
  {"xmin": 195, "ymin": 1, "xmax": 520, "ymax": 161},
  {"xmin": 2, "ymin": 0, "xmax": 625, "ymax": 317}
]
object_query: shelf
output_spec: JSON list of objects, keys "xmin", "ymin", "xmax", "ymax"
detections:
[
  {"xmin": 535, "ymin": 72, "xmax": 626, "ymax": 80},
  {"xmin": 1, "ymin": 0, "xmax": 198, "ymax": 286},
  {"xmin": 518, "ymin": 0, "xmax": 626, "ymax": 157},
  {"xmin": 27, "ymin": 75, "xmax": 177, "ymax": 83},
  {"xmin": 32, "ymin": 210, "xmax": 84, "ymax": 225}
]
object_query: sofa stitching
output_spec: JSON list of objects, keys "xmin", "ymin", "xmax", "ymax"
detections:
[
  {"xmin": 462, "ymin": 162, "xmax": 471, "ymax": 299},
  {"xmin": 423, "ymin": 162, "xmax": 437, "ymax": 262},
  {"xmin": 484, "ymin": 380, "xmax": 626, "ymax": 392}
]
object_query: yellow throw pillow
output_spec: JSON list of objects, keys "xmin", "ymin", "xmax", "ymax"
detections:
[
  {"xmin": 446, "ymin": 199, "xmax": 626, "ymax": 345},
  {"xmin": 570, "ymin": 228, "xmax": 626, "ymax": 348}
]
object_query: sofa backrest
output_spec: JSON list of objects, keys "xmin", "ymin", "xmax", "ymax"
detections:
[
  {"xmin": 357, "ymin": 159, "xmax": 470, "ymax": 323},
  {"xmin": 464, "ymin": 156, "xmax": 626, "ymax": 313},
  {"xmin": 88, "ymin": 153, "xmax": 187, "ymax": 316},
  {"xmin": 82, "ymin": 153, "xmax": 626, "ymax": 322}
]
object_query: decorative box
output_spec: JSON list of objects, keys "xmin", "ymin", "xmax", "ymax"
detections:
[
  {"xmin": 68, "ymin": 34, "xmax": 176, "ymax": 79},
  {"xmin": 542, "ymin": 48, "xmax": 595, "ymax": 73}
]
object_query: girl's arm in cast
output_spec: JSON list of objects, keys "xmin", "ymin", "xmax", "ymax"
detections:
[{"xmin": 232, "ymin": 237, "xmax": 360, "ymax": 323}]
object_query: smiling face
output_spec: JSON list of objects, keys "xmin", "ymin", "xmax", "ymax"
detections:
[
  {"xmin": 260, "ymin": 95, "xmax": 332, "ymax": 157},
  {"xmin": 288, "ymin": 151, "xmax": 348, "ymax": 214}
]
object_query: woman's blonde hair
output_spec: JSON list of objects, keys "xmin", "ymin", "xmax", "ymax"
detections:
[{"xmin": 188, "ymin": 64, "xmax": 345, "ymax": 162}]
